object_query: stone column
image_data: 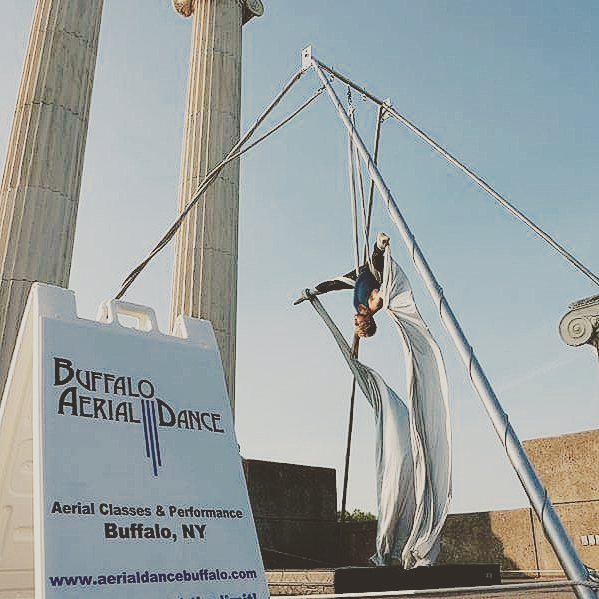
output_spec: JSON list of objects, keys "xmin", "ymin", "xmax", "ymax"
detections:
[
  {"xmin": 0, "ymin": 0, "xmax": 104, "ymax": 397},
  {"xmin": 171, "ymin": 0, "xmax": 263, "ymax": 412}
]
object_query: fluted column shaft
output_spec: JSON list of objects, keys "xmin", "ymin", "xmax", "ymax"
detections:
[
  {"xmin": 0, "ymin": 0, "xmax": 104, "ymax": 395},
  {"xmin": 171, "ymin": 0, "xmax": 243, "ymax": 410}
]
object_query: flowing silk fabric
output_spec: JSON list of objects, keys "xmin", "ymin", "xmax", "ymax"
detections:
[
  {"xmin": 381, "ymin": 248, "xmax": 452, "ymax": 568},
  {"xmin": 308, "ymin": 297, "xmax": 415, "ymax": 565}
]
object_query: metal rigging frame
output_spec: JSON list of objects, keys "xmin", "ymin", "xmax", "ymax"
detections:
[{"xmin": 301, "ymin": 45, "xmax": 597, "ymax": 599}]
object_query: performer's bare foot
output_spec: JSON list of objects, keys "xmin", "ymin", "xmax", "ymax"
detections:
[{"xmin": 377, "ymin": 232, "xmax": 390, "ymax": 250}]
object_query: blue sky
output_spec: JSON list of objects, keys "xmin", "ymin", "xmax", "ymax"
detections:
[{"xmin": 1, "ymin": 1, "xmax": 598, "ymax": 514}]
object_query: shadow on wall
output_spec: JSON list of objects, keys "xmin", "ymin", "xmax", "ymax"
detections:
[
  {"xmin": 336, "ymin": 431, "xmax": 599, "ymax": 573},
  {"xmin": 246, "ymin": 430, "xmax": 599, "ymax": 571},
  {"xmin": 242, "ymin": 458, "xmax": 539, "ymax": 572},
  {"xmin": 244, "ymin": 459, "xmax": 340, "ymax": 569},
  {"xmin": 338, "ymin": 520, "xmax": 378, "ymax": 566},
  {"xmin": 438, "ymin": 510, "xmax": 540, "ymax": 578},
  {"xmin": 335, "ymin": 510, "xmax": 541, "ymax": 576}
]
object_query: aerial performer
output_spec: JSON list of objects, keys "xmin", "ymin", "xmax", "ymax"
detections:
[
  {"xmin": 294, "ymin": 232, "xmax": 391, "ymax": 338},
  {"xmin": 296, "ymin": 235, "xmax": 451, "ymax": 568}
]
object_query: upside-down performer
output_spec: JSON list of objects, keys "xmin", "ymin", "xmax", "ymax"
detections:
[
  {"xmin": 297, "ymin": 240, "xmax": 451, "ymax": 568},
  {"xmin": 294, "ymin": 232, "xmax": 390, "ymax": 338}
]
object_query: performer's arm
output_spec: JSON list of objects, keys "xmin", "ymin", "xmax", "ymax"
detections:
[
  {"xmin": 314, "ymin": 276, "xmax": 354, "ymax": 294},
  {"xmin": 293, "ymin": 270, "xmax": 357, "ymax": 305}
]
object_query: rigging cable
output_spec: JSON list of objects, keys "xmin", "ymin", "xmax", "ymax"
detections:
[
  {"xmin": 351, "ymin": 112, "xmax": 369, "ymax": 263},
  {"xmin": 340, "ymin": 87, "xmax": 361, "ymax": 523},
  {"xmin": 113, "ymin": 73, "xmax": 323, "ymax": 300},
  {"xmin": 346, "ymin": 88, "xmax": 361, "ymax": 276},
  {"xmin": 313, "ymin": 57, "xmax": 599, "ymax": 288},
  {"xmin": 363, "ymin": 104, "xmax": 385, "ymax": 264},
  {"xmin": 340, "ymin": 99, "xmax": 385, "ymax": 524}
]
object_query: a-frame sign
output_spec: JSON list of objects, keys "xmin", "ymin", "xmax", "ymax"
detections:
[{"xmin": 0, "ymin": 284, "xmax": 268, "ymax": 598}]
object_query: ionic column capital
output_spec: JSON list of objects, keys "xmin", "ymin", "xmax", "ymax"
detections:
[
  {"xmin": 172, "ymin": 0, "xmax": 194, "ymax": 17},
  {"xmin": 172, "ymin": 0, "xmax": 264, "ymax": 23},
  {"xmin": 559, "ymin": 294, "xmax": 599, "ymax": 348}
]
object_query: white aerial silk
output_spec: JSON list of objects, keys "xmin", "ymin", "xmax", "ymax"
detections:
[
  {"xmin": 308, "ymin": 297, "xmax": 415, "ymax": 565},
  {"xmin": 364, "ymin": 367, "xmax": 416, "ymax": 565},
  {"xmin": 308, "ymin": 246, "xmax": 451, "ymax": 568},
  {"xmin": 380, "ymin": 247, "xmax": 452, "ymax": 568}
]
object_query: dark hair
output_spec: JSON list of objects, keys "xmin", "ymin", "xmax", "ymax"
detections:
[{"xmin": 356, "ymin": 314, "xmax": 377, "ymax": 338}]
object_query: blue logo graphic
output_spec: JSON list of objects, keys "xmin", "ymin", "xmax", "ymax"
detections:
[{"xmin": 141, "ymin": 399, "xmax": 163, "ymax": 477}]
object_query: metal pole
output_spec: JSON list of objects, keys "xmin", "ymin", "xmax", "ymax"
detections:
[
  {"xmin": 364, "ymin": 105, "xmax": 385, "ymax": 259},
  {"xmin": 309, "ymin": 50, "xmax": 596, "ymax": 599},
  {"xmin": 340, "ymin": 335, "xmax": 360, "ymax": 523},
  {"xmin": 311, "ymin": 53, "xmax": 599, "ymax": 289}
]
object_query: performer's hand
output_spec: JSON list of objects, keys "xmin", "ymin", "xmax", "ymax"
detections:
[
  {"xmin": 293, "ymin": 288, "xmax": 315, "ymax": 305},
  {"xmin": 376, "ymin": 232, "xmax": 390, "ymax": 250}
]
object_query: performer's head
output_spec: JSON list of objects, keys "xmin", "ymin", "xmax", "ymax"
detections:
[{"xmin": 354, "ymin": 305, "xmax": 377, "ymax": 337}]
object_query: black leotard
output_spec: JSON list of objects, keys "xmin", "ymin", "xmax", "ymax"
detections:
[{"xmin": 314, "ymin": 242, "xmax": 385, "ymax": 310}]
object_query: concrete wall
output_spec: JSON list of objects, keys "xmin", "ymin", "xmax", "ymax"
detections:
[
  {"xmin": 245, "ymin": 429, "xmax": 599, "ymax": 572},
  {"xmin": 523, "ymin": 429, "xmax": 599, "ymax": 503},
  {"xmin": 243, "ymin": 459, "xmax": 339, "ymax": 568},
  {"xmin": 438, "ymin": 509, "xmax": 539, "ymax": 573},
  {"xmin": 338, "ymin": 521, "xmax": 377, "ymax": 566},
  {"xmin": 338, "ymin": 510, "xmax": 542, "ymax": 573},
  {"xmin": 439, "ymin": 429, "xmax": 599, "ymax": 575},
  {"xmin": 531, "ymin": 502, "xmax": 599, "ymax": 572},
  {"xmin": 524, "ymin": 429, "xmax": 599, "ymax": 573}
]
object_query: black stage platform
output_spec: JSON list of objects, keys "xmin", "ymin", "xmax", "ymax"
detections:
[{"xmin": 334, "ymin": 564, "xmax": 500, "ymax": 593}]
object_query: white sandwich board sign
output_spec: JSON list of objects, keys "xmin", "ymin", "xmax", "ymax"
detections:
[{"xmin": 0, "ymin": 284, "xmax": 269, "ymax": 598}]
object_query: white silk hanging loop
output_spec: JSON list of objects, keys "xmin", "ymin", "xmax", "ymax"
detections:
[
  {"xmin": 381, "ymin": 247, "xmax": 452, "ymax": 568},
  {"xmin": 306, "ymin": 295, "xmax": 416, "ymax": 566}
]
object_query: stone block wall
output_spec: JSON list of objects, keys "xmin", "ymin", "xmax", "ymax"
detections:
[
  {"xmin": 243, "ymin": 459, "xmax": 339, "ymax": 568},
  {"xmin": 244, "ymin": 429, "xmax": 599, "ymax": 573},
  {"xmin": 438, "ymin": 509, "xmax": 539, "ymax": 573},
  {"xmin": 338, "ymin": 510, "xmax": 541, "ymax": 573},
  {"xmin": 531, "ymin": 502, "xmax": 599, "ymax": 572},
  {"xmin": 523, "ymin": 429, "xmax": 598, "ymax": 503},
  {"xmin": 338, "ymin": 521, "xmax": 377, "ymax": 566},
  {"xmin": 524, "ymin": 430, "xmax": 599, "ymax": 573},
  {"xmin": 439, "ymin": 429, "xmax": 599, "ymax": 575}
]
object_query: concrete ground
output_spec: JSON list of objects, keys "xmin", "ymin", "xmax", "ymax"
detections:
[{"xmin": 266, "ymin": 570, "xmax": 582, "ymax": 597}]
